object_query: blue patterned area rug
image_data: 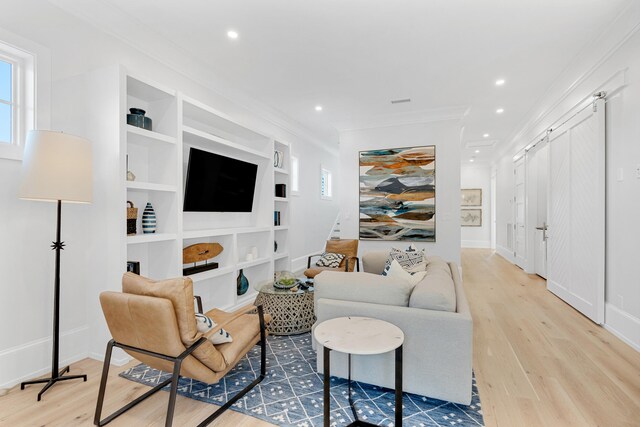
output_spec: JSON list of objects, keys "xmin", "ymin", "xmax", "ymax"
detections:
[{"xmin": 120, "ymin": 333, "xmax": 484, "ymax": 426}]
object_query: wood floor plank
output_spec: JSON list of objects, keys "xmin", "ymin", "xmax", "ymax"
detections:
[{"xmin": 1, "ymin": 248, "xmax": 638, "ymax": 426}]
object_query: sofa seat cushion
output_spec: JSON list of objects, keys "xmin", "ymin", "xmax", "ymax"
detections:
[
  {"xmin": 409, "ymin": 259, "xmax": 456, "ymax": 312},
  {"xmin": 315, "ymin": 271, "xmax": 414, "ymax": 307}
]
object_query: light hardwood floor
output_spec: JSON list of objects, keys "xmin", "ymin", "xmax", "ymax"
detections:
[{"xmin": 1, "ymin": 248, "xmax": 638, "ymax": 426}]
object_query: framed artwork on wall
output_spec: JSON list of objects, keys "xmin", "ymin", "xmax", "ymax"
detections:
[
  {"xmin": 359, "ymin": 146, "xmax": 436, "ymax": 241},
  {"xmin": 461, "ymin": 188, "xmax": 482, "ymax": 206},
  {"xmin": 461, "ymin": 209, "xmax": 482, "ymax": 227}
]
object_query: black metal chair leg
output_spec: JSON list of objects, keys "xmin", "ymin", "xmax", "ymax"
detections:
[
  {"xmin": 94, "ymin": 340, "xmax": 114, "ymax": 425},
  {"xmin": 165, "ymin": 360, "xmax": 183, "ymax": 427},
  {"xmin": 196, "ymin": 305, "xmax": 268, "ymax": 427},
  {"xmin": 94, "ymin": 338, "xmax": 206, "ymax": 426}
]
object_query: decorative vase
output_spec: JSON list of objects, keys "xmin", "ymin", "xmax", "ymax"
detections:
[
  {"xmin": 142, "ymin": 202, "xmax": 156, "ymax": 234},
  {"xmin": 127, "ymin": 108, "xmax": 152, "ymax": 131},
  {"xmin": 237, "ymin": 269, "xmax": 249, "ymax": 296}
]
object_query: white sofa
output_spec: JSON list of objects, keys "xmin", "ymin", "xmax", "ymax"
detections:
[{"xmin": 313, "ymin": 251, "xmax": 473, "ymax": 405}]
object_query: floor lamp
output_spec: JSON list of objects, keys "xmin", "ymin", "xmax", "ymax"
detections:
[{"xmin": 18, "ymin": 130, "xmax": 93, "ymax": 401}]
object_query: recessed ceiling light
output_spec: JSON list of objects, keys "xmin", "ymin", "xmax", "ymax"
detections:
[
  {"xmin": 315, "ymin": 105, "xmax": 323, "ymax": 112},
  {"xmin": 483, "ymin": 133, "xmax": 489, "ymax": 138},
  {"xmin": 495, "ymin": 79, "xmax": 505, "ymax": 86},
  {"xmin": 227, "ymin": 30, "xmax": 239, "ymax": 39},
  {"xmin": 496, "ymin": 108, "xmax": 504, "ymax": 114},
  {"xmin": 475, "ymin": 150, "xmax": 480, "ymax": 153},
  {"xmin": 469, "ymin": 158, "xmax": 475, "ymax": 162}
]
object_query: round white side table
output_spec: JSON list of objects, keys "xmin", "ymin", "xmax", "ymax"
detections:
[{"xmin": 314, "ymin": 316, "xmax": 404, "ymax": 427}]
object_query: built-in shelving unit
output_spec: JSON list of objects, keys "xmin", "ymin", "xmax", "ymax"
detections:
[
  {"xmin": 274, "ymin": 140, "xmax": 292, "ymax": 274},
  {"xmin": 117, "ymin": 70, "xmax": 293, "ymax": 312}
]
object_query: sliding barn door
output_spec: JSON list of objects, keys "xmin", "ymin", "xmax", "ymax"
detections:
[
  {"xmin": 513, "ymin": 157, "xmax": 527, "ymax": 269},
  {"xmin": 547, "ymin": 98, "xmax": 605, "ymax": 324}
]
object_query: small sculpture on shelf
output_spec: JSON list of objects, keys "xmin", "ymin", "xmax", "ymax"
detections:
[
  {"xmin": 126, "ymin": 155, "xmax": 136, "ymax": 181},
  {"xmin": 183, "ymin": 243, "xmax": 223, "ymax": 276}
]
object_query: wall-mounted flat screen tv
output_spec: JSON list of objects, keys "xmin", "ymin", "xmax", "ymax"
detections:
[{"xmin": 183, "ymin": 147, "xmax": 258, "ymax": 212}]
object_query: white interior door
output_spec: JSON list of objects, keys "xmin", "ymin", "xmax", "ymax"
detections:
[
  {"xmin": 514, "ymin": 157, "xmax": 527, "ymax": 269},
  {"xmin": 529, "ymin": 140, "xmax": 549, "ymax": 278},
  {"xmin": 547, "ymin": 99, "xmax": 605, "ymax": 324}
]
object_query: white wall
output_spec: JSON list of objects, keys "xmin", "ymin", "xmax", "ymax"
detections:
[
  {"xmin": 289, "ymin": 142, "xmax": 341, "ymax": 271},
  {"xmin": 494, "ymin": 4, "xmax": 640, "ymax": 350},
  {"xmin": 0, "ymin": 2, "xmax": 339, "ymax": 388},
  {"xmin": 460, "ymin": 165, "xmax": 491, "ymax": 248},
  {"xmin": 339, "ymin": 120, "xmax": 461, "ymax": 264}
]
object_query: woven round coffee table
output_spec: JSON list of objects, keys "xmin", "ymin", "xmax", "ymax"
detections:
[{"xmin": 254, "ymin": 282, "xmax": 316, "ymax": 335}]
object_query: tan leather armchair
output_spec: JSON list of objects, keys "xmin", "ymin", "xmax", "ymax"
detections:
[
  {"xmin": 94, "ymin": 273, "xmax": 269, "ymax": 427},
  {"xmin": 304, "ymin": 239, "xmax": 360, "ymax": 280}
]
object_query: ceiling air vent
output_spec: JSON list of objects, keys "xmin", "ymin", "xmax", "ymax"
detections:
[{"xmin": 390, "ymin": 98, "xmax": 411, "ymax": 104}]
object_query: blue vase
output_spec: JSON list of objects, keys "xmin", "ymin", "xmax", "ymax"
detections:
[
  {"xmin": 237, "ymin": 269, "xmax": 249, "ymax": 296},
  {"xmin": 142, "ymin": 202, "xmax": 156, "ymax": 234}
]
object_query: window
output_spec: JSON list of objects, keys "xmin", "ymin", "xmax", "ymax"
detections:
[
  {"xmin": 291, "ymin": 156, "xmax": 299, "ymax": 195},
  {"xmin": 0, "ymin": 38, "xmax": 37, "ymax": 160},
  {"xmin": 321, "ymin": 167, "xmax": 332, "ymax": 200},
  {"xmin": 0, "ymin": 58, "xmax": 13, "ymax": 144}
]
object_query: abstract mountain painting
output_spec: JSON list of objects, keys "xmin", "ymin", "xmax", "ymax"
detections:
[{"xmin": 359, "ymin": 146, "xmax": 436, "ymax": 241}]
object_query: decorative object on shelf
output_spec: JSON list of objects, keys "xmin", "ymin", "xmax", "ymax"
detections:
[
  {"xmin": 126, "ymin": 261, "xmax": 140, "ymax": 275},
  {"xmin": 182, "ymin": 242, "xmax": 223, "ymax": 275},
  {"xmin": 275, "ymin": 183, "xmax": 286, "ymax": 198},
  {"xmin": 461, "ymin": 209, "xmax": 482, "ymax": 227},
  {"xmin": 274, "ymin": 211, "xmax": 281, "ymax": 226},
  {"xmin": 274, "ymin": 240, "xmax": 278, "ymax": 253},
  {"xmin": 461, "ymin": 188, "xmax": 482, "ymax": 206},
  {"xmin": 126, "ymin": 154, "xmax": 136, "ymax": 181},
  {"xmin": 273, "ymin": 271, "xmax": 300, "ymax": 290},
  {"xmin": 18, "ymin": 130, "xmax": 92, "ymax": 400},
  {"xmin": 126, "ymin": 107, "xmax": 152, "ymax": 131},
  {"xmin": 274, "ymin": 149, "xmax": 284, "ymax": 168},
  {"xmin": 142, "ymin": 202, "xmax": 157, "ymax": 234},
  {"xmin": 250, "ymin": 246, "xmax": 258, "ymax": 259},
  {"xmin": 360, "ymin": 146, "xmax": 436, "ymax": 241},
  {"xmin": 237, "ymin": 269, "xmax": 249, "ymax": 295},
  {"xmin": 246, "ymin": 253, "xmax": 254, "ymax": 261},
  {"xmin": 126, "ymin": 201, "xmax": 138, "ymax": 235}
]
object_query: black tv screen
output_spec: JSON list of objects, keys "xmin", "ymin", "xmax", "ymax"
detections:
[{"xmin": 183, "ymin": 147, "xmax": 258, "ymax": 212}]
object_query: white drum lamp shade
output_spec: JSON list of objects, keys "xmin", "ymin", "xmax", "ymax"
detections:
[{"xmin": 19, "ymin": 130, "xmax": 92, "ymax": 203}]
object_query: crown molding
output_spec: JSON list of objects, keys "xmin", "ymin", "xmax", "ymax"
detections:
[{"xmin": 495, "ymin": 0, "xmax": 640, "ymax": 161}]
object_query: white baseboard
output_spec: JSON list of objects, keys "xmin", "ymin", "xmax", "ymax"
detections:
[
  {"xmin": 0, "ymin": 326, "xmax": 89, "ymax": 389},
  {"xmin": 461, "ymin": 240, "xmax": 491, "ymax": 249},
  {"xmin": 496, "ymin": 245, "xmax": 515, "ymax": 264},
  {"xmin": 89, "ymin": 346, "xmax": 132, "ymax": 366},
  {"xmin": 604, "ymin": 303, "xmax": 640, "ymax": 352}
]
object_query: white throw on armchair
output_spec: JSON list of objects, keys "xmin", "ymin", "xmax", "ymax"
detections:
[{"xmin": 312, "ymin": 251, "xmax": 473, "ymax": 405}]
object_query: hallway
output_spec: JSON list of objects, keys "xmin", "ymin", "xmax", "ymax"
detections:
[{"xmin": 463, "ymin": 248, "xmax": 640, "ymax": 426}]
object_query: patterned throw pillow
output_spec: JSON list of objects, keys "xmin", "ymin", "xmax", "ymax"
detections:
[
  {"xmin": 195, "ymin": 313, "xmax": 233, "ymax": 345},
  {"xmin": 382, "ymin": 247, "xmax": 427, "ymax": 276},
  {"xmin": 386, "ymin": 259, "xmax": 428, "ymax": 286},
  {"xmin": 315, "ymin": 252, "xmax": 346, "ymax": 268}
]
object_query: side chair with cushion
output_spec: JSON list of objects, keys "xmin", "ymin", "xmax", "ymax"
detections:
[
  {"xmin": 94, "ymin": 272, "xmax": 269, "ymax": 427},
  {"xmin": 304, "ymin": 239, "xmax": 360, "ymax": 280}
]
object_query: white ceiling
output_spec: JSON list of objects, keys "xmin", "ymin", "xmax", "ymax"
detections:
[{"xmin": 52, "ymin": 0, "xmax": 631, "ymax": 162}]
